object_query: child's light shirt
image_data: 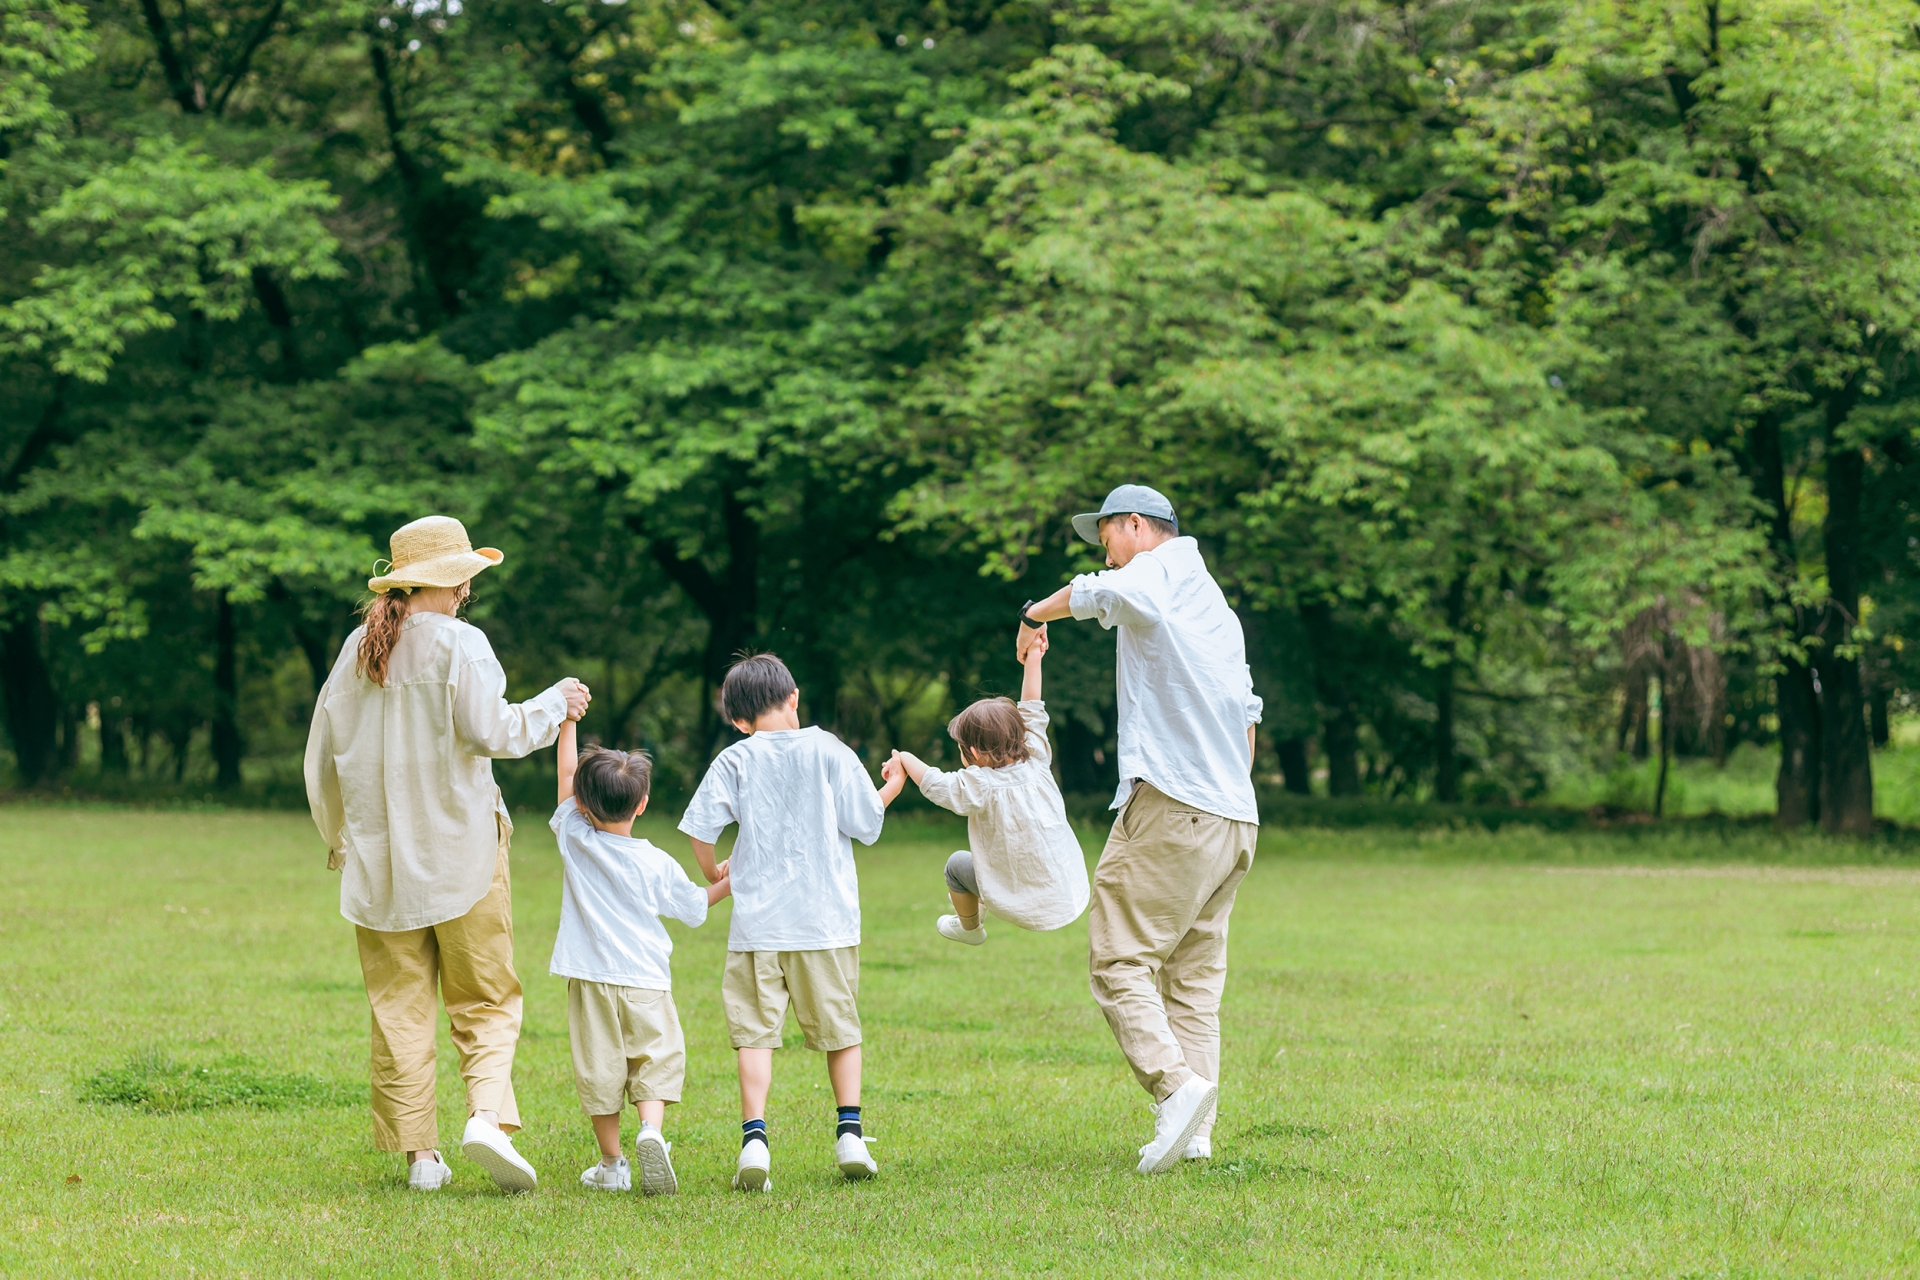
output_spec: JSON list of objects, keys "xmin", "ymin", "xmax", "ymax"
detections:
[
  {"xmin": 916, "ymin": 700, "xmax": 1090, "ymax": 931},
  {"xmin": 678, "ymin": 726, "xmax": 885, "ymax": 952},
  {"xmin": 549, "ymin": 801, "xmax": 709, "ymax": 990}
]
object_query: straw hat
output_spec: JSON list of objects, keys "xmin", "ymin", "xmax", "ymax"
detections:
[{"xmin": 367, "ymin": 516, "xmax": 503, "ymax": 593}]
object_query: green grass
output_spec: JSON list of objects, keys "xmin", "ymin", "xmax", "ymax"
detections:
[{"xmin": 7, "ymin": 807, "xmax": 1920, "ymax": 1275}]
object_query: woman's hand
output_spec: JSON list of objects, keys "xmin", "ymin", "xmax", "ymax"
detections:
[{"xmin": 558, "ymin": 677, "xmax": 592, "ymax": 720}]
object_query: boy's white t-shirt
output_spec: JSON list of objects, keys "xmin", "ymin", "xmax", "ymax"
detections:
[
  {"xmin": 678, "ymin": 726, "xmax": 886, "ymax": 953},
  {"xmin": 916, "ymin": 700, "xmax": 1089, "ymax": 931},
  {"xmin": 548, "ymin": 800, "xmax": 709, "ymax": 990}
]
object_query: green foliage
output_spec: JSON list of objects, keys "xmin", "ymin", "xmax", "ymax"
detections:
[{"xmin": 78, "ymin": 1049, "xmax": 364, "ymax": 1113}]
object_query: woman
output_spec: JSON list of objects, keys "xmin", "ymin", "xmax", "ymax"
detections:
[{"xmin": 305, "ymin": 515, "xmax": 590, "ymax": 1192}]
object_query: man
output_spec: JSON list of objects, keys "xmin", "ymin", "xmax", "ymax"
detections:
[{"xmin": 1021, "ymin": 484, "xmax": 1262, "ymax": 1174}]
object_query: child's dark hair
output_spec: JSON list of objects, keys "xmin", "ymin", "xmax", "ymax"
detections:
[
  {"xmin": 722, "ymin": 652, "xmax": 798, "ymax": 727},
  {"xmin": 948, "ymin": 697, "xmax": 1031, "ymax": 768},
  {"xmin": 574, "ymin": 746, "xmax": 653, "ymax": 824}
]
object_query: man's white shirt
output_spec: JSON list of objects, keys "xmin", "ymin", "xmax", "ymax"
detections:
[
  {"xmin": 678, "ymin": 726, "xmax": 886, "ymax": 952},
  {"xmin": 1069, "ymin": 536, "xmax": 1264, "ymax": 823},
  {"xmin": 548, "ymin": 801, "xmax": 709, "ymax": 990}
]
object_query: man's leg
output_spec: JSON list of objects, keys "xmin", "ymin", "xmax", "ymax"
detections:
[
  {"xmin": 1088, "ymin": 784, "xmax": 1238, "ymax": 1102},
  {"xmin": 1159, "ymin": 826, "xmax": 1255, "ymax": 1141},
  {"xmin": 435, "ymin": 837, "xmax": 523, "ymax": 1131},
  {"xmin": 355, "ymin": 923, "xmax": 440, "ymax": 1156}
]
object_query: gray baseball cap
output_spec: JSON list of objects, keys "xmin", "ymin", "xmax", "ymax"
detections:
[{"xmin": 1071, "ymin": 484, "xmax": 1179, "ymax": 545}]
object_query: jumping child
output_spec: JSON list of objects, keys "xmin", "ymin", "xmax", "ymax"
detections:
[
  {"xmin": 551, "ymin": 718, "xmax": 730, "ymax": 1195},
  {"xmin": 882, "ymin": 623, "xmax": 1090, "ymax": 943}
]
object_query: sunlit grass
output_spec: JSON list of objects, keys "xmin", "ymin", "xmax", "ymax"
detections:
[{"xmin": 5, "ymin": 807, "xmax": 1920, "ymax": 1275}]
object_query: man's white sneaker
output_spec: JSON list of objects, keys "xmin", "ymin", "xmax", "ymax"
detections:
[
  {"xmin": 407, "ymin": 1151, "xmax": 452, "ymax": 1191},
  {"xmin": 733, "ymin": 1137, "xmax": 772, "ymax": 1192},
  {"xmin": 1134, "ymin": 1076, "xmax": 1217, "ymax": 1175},
  {"xmin": 580, "ymin": 1156, "xmax": 630, "ymax": 1191},
  {"xmin": 461, "ymin": 1115, "xmax": 538, "ymax": 1193},
  {"xmin": 835, "ymin": 1132, "xmax": 877, "ymax": 1180},
  {"xmin": 634, "ymin": 1126, "xmax": 678, "ymax": 1196},
  {"xmin": 1185, "ymin": 1135, "xmax": 1212, "ymax": 1161},
  {"xmin": 936, "ymin": 914, "xmax": 986, "ymax": 946}
]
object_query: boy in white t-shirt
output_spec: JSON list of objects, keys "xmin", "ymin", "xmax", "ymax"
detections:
[
  {"xmin": 680, "ymin": 653, "xmax": 904, "ymax": 1192},
  {"xmin": 552, "ymin": 718, "xmax": 731, "ymax": 1196}
]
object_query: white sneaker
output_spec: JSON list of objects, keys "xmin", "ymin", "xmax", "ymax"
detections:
[
  {"xmin": 580, "ymin": 1156, "xmax": 630, "ymax": 1191},
  {"xmin": 634, "ymin": 1126, "xmax": 678, "ymax": 1196},
  {"xmin": 835, "ymin": 1132, "xmax": 877, "ymax": 1180},
  {"xmin": 936, "ymin": 914, "xmax": 986, "ymax": 946},
  {"xmin": 733, "ymin": 1137, "xmax": 772, "ymax": 1192},
  {"xmin": 1185, "ymin": 1135, "xmax": 1212, "ymax": 1161},
  {"xmin": 1134, "ymin": 1076, "xmax": 1217, "ymax": 1175},
  {"xmin": 407, "ymin": 1151, "xmax": 452, "ymax": 1191},
  {"xmin": 461, "ymin": 1115, "xmax": 538, "ymax": 1193}
]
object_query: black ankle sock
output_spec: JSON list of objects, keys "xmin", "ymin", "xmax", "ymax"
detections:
[
  {"xmin": 742, "ymin": 1119, "xmax": 767, "ymax": 1149},
  {"xmin": 836, "ymin": 1106, "xmax": 862, "ymax": 1140}
]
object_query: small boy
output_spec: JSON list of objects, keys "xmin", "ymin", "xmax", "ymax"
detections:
[
  {"xmin": 551, "ymin": 718, "xmax": 730, "ymax": 1196},
  {"xmin": 680, "ymin": 653, "xmax": 903, "ymax": 1191}
]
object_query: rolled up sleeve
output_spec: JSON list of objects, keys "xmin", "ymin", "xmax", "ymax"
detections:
[
  {"xmin": 1069, "ymin": 563, "xmax": 1162, "ymax": 629},
  {"xmin": 1244, "ymin": 667, "xmax": 1264, "ymax": 725},
  {"xmin": 452, "ymin": 656, "xmax": 568, "ymax": 759}
]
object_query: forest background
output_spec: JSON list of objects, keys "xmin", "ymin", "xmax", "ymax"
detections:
[{"xmin": 5, "ymin": 0, "xmax": 1920, "ymax": 831}]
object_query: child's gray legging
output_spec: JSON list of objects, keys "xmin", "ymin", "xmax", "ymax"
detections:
[{"xmin": 944, "ymin": 850, "xmax": 979, "ymax": 897}]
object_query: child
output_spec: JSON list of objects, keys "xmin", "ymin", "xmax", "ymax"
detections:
[
  {"xmin": 551, "ymin": 718, "xmax": 730, "ymax": 1196},
  {"xmin": 679, "ymin": 652, "xmax": 903, "ymax": 1191},
  {"xmin": 882, "ymin": 624, "xmax": 1089, "ymax": 943}
]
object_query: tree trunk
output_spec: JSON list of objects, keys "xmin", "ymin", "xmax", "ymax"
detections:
[
  {"xmin": 212, "ymin": 591, "xmax": 243, "ymax": 789},
  {"xmin": 1653, "ymin": 672, "xmax": 1673, "ymax": 817},
  {"xmin": 1300, "ymin": 601, "xmax": 1362, "ymax": 797},
  {"xmin": 1818, "ymin": 423, "xmax": 1873, "ymax": 835},
  {"xmin": 1433, "ymin": 573, "xmax": 1467, "ymax": 803},
  {"xmin": 1747, "ymin": 410, "xmax": 1821, "ymax": 827},
  {"xmin": 1276, "ymin": 737, "xmax": 1311, "ymax": 796},
  {"xmin": 1, "ymin": 605, "xmax": 59, "ymax": 786},
  {"xmin": 1870, "ymin": 685, "xmax": 1890, "ymax": 749},
  {"xmin": 101, "ymin": 714, "xmax": 129, "ymax": 774},
  {"xmin": 639, "ymin": 483, "xmax": 760, "ymax": 756}
]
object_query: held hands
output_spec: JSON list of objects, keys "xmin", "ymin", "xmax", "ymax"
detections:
[
  {"xmin": 558, "ymin": 677, "xmax": 593, "ymax": 721},
  {"xmin": 1016, "ymin": 620, "xmax": 1048, "ymax": 664},
  {"xmin": 877, "ymin": 751, "xmax": 908, "ymax": 806}
]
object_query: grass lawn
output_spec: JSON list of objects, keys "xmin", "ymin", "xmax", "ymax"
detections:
[{"xmin": 7, "ymin": 808, "xmax": 1920, "ymax": 1275}]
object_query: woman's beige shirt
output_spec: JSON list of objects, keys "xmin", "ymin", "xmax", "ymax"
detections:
[{"xmin": 305, "ymin": 612, "xmax": 569, "ymax": 932}]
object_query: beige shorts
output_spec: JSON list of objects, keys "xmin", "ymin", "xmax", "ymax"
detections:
[
  {"xmin": 566, "ymin": 979, "xmax": 686, "ymax": 1113},
  {"xmin": 721, "ymin": 947, "xmax": 861, "ymax": 1052}
]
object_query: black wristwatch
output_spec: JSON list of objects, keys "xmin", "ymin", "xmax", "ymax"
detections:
[{"xmin": 1020, "ymin": 599, "xmax": 1044, "ymax": 629}]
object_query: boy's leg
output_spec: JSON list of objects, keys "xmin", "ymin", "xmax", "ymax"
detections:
[
  {"xmin": 944, "ymin": 851, "xmax": 981, "ymax": 928},
  {"xmin": 826, "ymin": 1045, "xmax": 861, "ymax": 1107},
  {"xmin": 722, "ymin": 951, "xmax": 788, "ymax": 1122},
  {"xmin": 636, "ymin": 1100, "xmax": 666, "ymax": 1128},
  {"xmin": 355, "ymin": 923, "xmax": 440, "ymax": 1158},
  {"xmin": 590, "ymin": 1112, "xmax": 624, "ymax": 1160},
  {"xmin": 736, "ymin": 1048, "xmax": 774, "ymax": 1120}
]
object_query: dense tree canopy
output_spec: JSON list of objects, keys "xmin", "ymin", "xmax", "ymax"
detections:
[{"xmin": 5, "ymin": 0, "xmax": 1920, "ymax": 828}]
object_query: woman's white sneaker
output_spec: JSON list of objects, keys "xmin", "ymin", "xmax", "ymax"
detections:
[
  {"xmin": 407, "ymin": 1151, "xmax": 452, "ymax": 1191},
  {"xmin": 1185, "ymin": 1135, "xmax": 1212, "ymax": 1160},
  {"xmin": 461, "ymin": 1115, "xmax": 538, "ymax": 1193},
  {"xmin": 835, "ymin": 1133, "xmax": 877, "ymax": 1179},
  {"xmin": 733, "ymin": 1137, "xmax": 772, "ymax": 1192},
  {"xmin": 936, "ymin": 914, "xmax": 986, "ymax": 946},
  {"xmin": 634, "ymin": 1126, "xmax": 678, "ymax": 1196},
  {"xmin": 580, "ymin": 1156, "xmax": 630, "ymax": 1191}
]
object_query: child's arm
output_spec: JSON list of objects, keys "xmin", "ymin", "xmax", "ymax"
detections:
[
  {"xmin": 890, "ymin": 749, "xmax": 931, "ymax": 787},
  {"xmin": 556, "ymin": 719, "xmax": 578, "ymax": 804},
  {"xmin": 1020, "ymin": 624, "xmax": 1048, "ymax": 702},
  {"xmin": 706, "ymin": 872, "xmax": 732, "ymax": 906},
  {"xmin": 690, "ymin": 838, "xmax": 728, "ymax": 885}
]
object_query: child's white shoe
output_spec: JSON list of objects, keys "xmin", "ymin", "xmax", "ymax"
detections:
[
  {"xmin": 634, "ymin": 1126, "xmax": 678, "ymax": 1196},
  {"xmin": 580, "ymin": 1156, "xmax": 631, "ymax": 1191},
  {"xmin": 407, "ymin": 1151, "xmax": 452, "ymax": 1190},
  {"xmin": 936, "ymin": 914, "xmax": 986, "ymax": 946},
  {"xmin": 461, "ymin": 1115, "xmax": 538, "ymax": 1193},
  {"xmin": 733, "ymin": 1137, "xmax": 772, "ymax": 1192},
  {"xmin": 1134, "ymin": 1076, "xmax": 1216, "ymax": 1175},
  {"xmin": 835, "ymin": 1133, "xmax": 877, "ymax": 1180}
]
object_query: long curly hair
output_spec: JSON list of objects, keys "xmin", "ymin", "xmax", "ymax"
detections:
[{"xmin": 355, "ymin": 590, "xmax": 411, "ymax": 687}]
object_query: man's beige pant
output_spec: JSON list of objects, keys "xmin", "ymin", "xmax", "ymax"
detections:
[
  {"xmin": 1089, "ymin": 782, "xmax": 1256, "ymax": 1122},
  {"xmin": 354, "ymin": 823, "xmax": 521, "ymax": 1152}
]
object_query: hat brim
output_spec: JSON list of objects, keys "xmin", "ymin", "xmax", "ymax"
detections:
[
  {"xmin": 1071, "ymin": 513, "xmax": 1105, "ymax": 545},
  {"xmin": 368, "ymin": 547, "xmax": 502, "ymax": 593}
]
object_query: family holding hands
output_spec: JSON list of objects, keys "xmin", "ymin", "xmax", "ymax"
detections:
[{"xmin": 305, "ymin": 484, "xmax": 1263, "ymax": 1196}]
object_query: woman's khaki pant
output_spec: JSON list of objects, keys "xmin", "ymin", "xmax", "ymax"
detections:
[
  {"xmin": 354, "ymin": 824, "xmax": 522, "ymax": 1152},
  {"xmin": 1088, "ymin": 782, "xmax": 1257, "ymax": 1125}
]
